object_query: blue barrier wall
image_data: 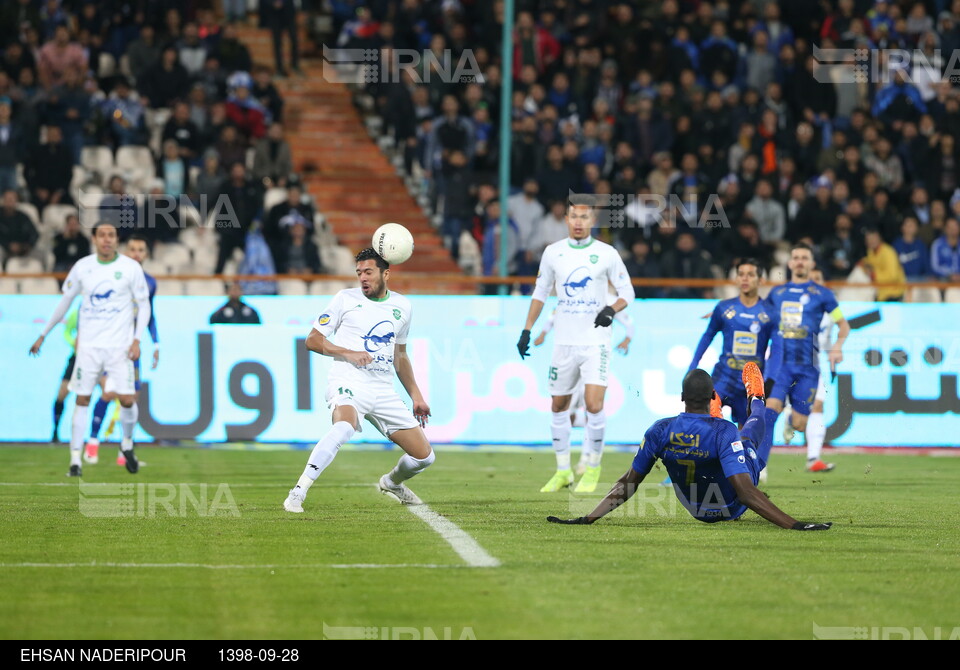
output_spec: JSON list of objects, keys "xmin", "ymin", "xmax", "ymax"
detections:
[{"xmin": 3, "ymin": 295, "xmax": 958, "ymax": 446}]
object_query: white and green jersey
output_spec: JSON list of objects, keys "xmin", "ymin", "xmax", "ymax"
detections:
[
  {"xmin": 311, "ymin": 287, "xmax": 412, "ymax": 389},
  {"xmin": 532, "ymin": 237, "xmax": 634, "ymax": 346},
  {"xmin": 59, "ymin": 253, "xmax": 150, "ymax": 349}
]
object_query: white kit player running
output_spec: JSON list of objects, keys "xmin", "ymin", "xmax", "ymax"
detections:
[
  {"xmin": 518, "ymin": 194, "xmax": 634, "ymax": 494},
  {"xmin": 283, "ymin": 248, "xmax": 435, "ymax": 512},
  {"xmin": 30, "ymin": 222, "xmax": 151, "ymax": 476},
  {"xmin": 782, "ymin": 267, "xmax": 836, "ymax": 472}
]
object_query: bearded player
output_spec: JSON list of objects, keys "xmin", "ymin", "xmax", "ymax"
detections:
[
  {"xmin": 517, "ymin": 194, "xmax": 634, "ymax": 494},
  {"xmin": 283, "ymin": 248, "xmax": 434, "ymax": 512},
  {"xmin": 30, "ymin": 222, "xmax": 151, "ymax": 476}
]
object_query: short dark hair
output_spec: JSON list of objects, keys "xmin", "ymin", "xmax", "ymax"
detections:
[
  {"xmin": 681, "ymin": 369, "xmax": 715, "ymax": 407},
  {"xmin": 790, "ymin": 242, "xmax": 814, "ymax": 255},
  {"xmin": 355, "ymin": 247, "xmax": 389, "ymax": 271},
  {"xmin": 127, "ymin": 233, "xmax": 151, "ymax": 250},
  {"xmin": 736, "ymin": 258, "xmax": 764, "ymax": 275},
  {"xmin": 92, "ymin": 221, "xmax": 117, "ymax": 236},
  {"xmin": 567, "ymin": 193, "xmax": 596, "ymax": 210}
]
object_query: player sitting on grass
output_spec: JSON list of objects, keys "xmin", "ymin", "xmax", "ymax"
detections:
[
  {"xmin": 283, "ymin": 248, "xmax": 434, "ymax": 512},
  {"xmin": 546, "ymin": 363, "xmax": 832, "ymax": 530}
]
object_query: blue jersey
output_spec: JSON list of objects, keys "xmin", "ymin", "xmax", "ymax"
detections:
[
  {"xmin": 632, "ymin": 413, "xmax": 760, "ymax": 523},
  {"xmin": 689, "ymin": 297, "xmax": 775, "ymax": 389},
  {"xmin": 764, "ymin": 281, "xmax": 839, "ymax": 373}
]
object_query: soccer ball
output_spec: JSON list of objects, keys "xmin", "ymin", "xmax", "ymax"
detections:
[{"xmin": 372, "ymin": 223, "xmax": 414, "ymax": 265}]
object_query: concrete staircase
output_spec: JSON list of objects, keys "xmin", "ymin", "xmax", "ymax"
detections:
[{"xmin": 235, "ymin": 22, "xmax": 469, "ymax": 292}]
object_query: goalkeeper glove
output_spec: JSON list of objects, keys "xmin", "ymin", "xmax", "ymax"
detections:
[
  {"xmin": 517, "ymin": 329, "xmax": 531, "ymax": 359},
  {"xmin": 791, "ymin": 521, "xmax": 833, "ymax": 531},
  {"xmin": 594, "ymin": 306, "xmax": 615, "ymax": 328},
  {"xmin": 547, "ymin": 516, "xmax": 593, "ymax": 525}
]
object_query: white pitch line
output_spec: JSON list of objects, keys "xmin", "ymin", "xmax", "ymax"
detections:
[
  {"xmin": 405, "ymin": 504, "xmax": 500, "ymax": 568},
  {"xmin": 0, "ymin": 562, "xmax": 466, "ymax": 570}
]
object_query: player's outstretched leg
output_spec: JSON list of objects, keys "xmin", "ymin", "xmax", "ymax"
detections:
[
  {"xmin": 68, "ymin": 401, "xmax": 90, "ymax": 477},
  {"xmin": 805, "ymin": 400, "xmax": 834, "ymax": 473},
  {"xmin": 378, "ymin": 427, "xmax": 433, "ymax": 506},
  {"xmin": 284, "ymin": 419, "xmax": 356, "ymax": 513},
  {"xmin": 118, "ymin": 400, "xmax": 139, "ymax": 474}
]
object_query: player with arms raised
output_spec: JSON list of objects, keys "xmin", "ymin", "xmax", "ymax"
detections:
[
  {"xmin": 760, "ymin": 243, "xmax": 850, "ymax": 473},
  {"xmin": 30, "ymin": 222, "xmax": 151, "ymax": 476},
  {"xmin": 688, "ymin": 259, "xmax": 775, "ymax": 426},
  {"xmin": 517, "ymin": 194, "xmax": 634, "ymax": 494},
  {"xmin": 546, "ymin": 363, "xmax": 832, "ymax": 530},
  {"xmin": 283, "ymin": 248, "xmax": 434, "ymax": 512}
]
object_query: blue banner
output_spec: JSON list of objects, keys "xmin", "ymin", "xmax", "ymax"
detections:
[{"xmin": 3, "ymin": 296, "xmax": 958, "ymax": 446}]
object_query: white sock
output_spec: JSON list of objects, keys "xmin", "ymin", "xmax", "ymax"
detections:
[
  {"xmin": 806, "ymin": 412, "xmax": 826, "ymax": 461},
  {"xmin": 783, "ymin": 408, "xmax": 792, "ymax": 429},
  {"xmin": 550, "ymin": 411, "xmax": 571, "ymax": 471},
  {"xmin": 295, "ymin": 421, "xmax": 355, "ymax": 492},
  {"xmin": 584, "ymin": 410, "xmax": 605, "ymax": 467},
  {"xmin": 71, "ymin": 405, "xmax": 89, "ymax": 466},
  {"xmin": 120, "ymin": 404, "xmax": 138, "ymax": 443},
  {"xmin": 572, "ymin": 407, "xmax": 586, "ymax": 428},
  {"xmin": 388, "ymin": 450, "xmax": 436, "ymax": 485}
]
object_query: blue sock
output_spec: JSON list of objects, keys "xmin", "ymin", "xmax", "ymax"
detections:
[
  {"xmin": 90, "ymin": 399, "xmax": 109, "ymax": 440},
  {"xmin": 757, "ymin": 407, "xmax": 780, "ymax": 465},
  {"xmin": 740, "ymin": 399, "xmax": 768, "ymax": 467}
]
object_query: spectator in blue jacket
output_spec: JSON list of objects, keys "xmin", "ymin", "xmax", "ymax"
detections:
[
  {"xmin": 894, "ymin": 217, "xmax": 931, "ymax": 279},
  {"xmin": 931, "ymin": 218, "xmax": 960, "ymax": 281}
]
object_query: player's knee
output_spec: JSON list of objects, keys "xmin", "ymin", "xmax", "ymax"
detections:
[
  {"xmin": 585, "ymin": 401, "xmax": 604, "ymax": 415},
  {"xmin": 585, "ymin": 408, "xmax": 605, "ymax": 425},
  {"xmin": 812, "ymin": 400, "xmax": 824, "ymax": 413},
  {"xmin": 76, "ymin": 396, "xmax": 91, "ymax": 407},
  {"xmin": 118, "ymin": 396, "xmax": 135, "ymax": 408},
  {"xmin": 551, "ymin": 396, "xmax": 571, "ymax": 413},
  {"xmin": 415, "ymin": 450, "xmax": 436, "ymax": 469}
]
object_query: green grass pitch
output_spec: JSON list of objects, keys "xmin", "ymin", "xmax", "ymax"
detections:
[{"xmin": 1, "ymin": 445, "xmax": 958, "ymax": 640}]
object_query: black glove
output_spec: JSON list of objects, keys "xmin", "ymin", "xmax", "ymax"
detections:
[
  {"xmin": 547, "ymin": 516, "xmax": 593, "ymax": 525},
  {"xmin": 594, "ymin": 306, "xmax": 616, "ymax": 328},
  {"xmin": 791, "ymin": 521, "xmax": 833, "ymax": 531},
  {"xmin": 517, "ymin": 329, "xmax": 531, "ymax": 359}
]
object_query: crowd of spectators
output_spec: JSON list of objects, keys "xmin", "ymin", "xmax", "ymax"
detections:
[
  {"xmin": 348, "ymin": 0, "xmax": 960, "ymax": 297},
  {"xmin": 0, "ymin": 0, "xmax": 327, "ymax": 281}
]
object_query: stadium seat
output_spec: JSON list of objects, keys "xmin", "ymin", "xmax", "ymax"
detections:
[
  {"xmin": 16, "ymin": 202, "xmax": 40, "ymax": 228},
  {"xmin": 80, "ymin": 146, "xmax": 114, "ymax": 183},
  {"xmin": 263, "ymin": 187, "xmax": 287, "ymax": 213},
  {"xmin": 154, "ymin": 243, "xmax": 191, "ymax": 269},
  {"xmin": 116, "ymin": 146, "xmax": 156, "ymax": 187},
  {"xmin": 118, "ymin": 54, "xmax": 132, "ymax": 79},
  {"xmin": 457, "ymin": 230, "xmax": 481, "ymax": 276},
  {"xmin": 70, "ymin": 165, "xmax": 90, "ymax": 197},
  {"xmin": 4, "ymin": 257, "xmax": 44, "ymax": 274},
  {"xmin": 322, "ymin": 245, "xmax": 357, "ymax": 275},
  {"xmin": 155, "ymin": 279, "xmax": 184, "ymax": 296},
  {"xmin": 18, "ymin": 278, "xmax": 60, "ymax": 295},
  {"xmin": 910, "ymin": 286, "xmax": 942, "ymax": 303},
  {"xmin": 190, "ymin": 248, "xmax": 218, "ymax": 274},
  {"xmin": 41, "ymin": 204, "xmax": 79, "ymax": 232},
  {"xmin": 278, "ymin": 279, "xmax": 309, "ymax": 295},
  {"xmin": 310, "ymin": 280, "xmax": 352, "ymax": 296},
  {"xmin": 144, "ymin": 108, "xmax": 171, "ymax": 133},
  {"xmin": 945, "ymin": 288, "xmax": 960, "ymax": 303},
  {"xmin": 0, "ymin": 277, "xmax": 19, "ymax": 294},
  {"xmin": 141, "ymin": 259, "xmax": 171, "ymax": 276},
  {"xmin": 716, "ymin": 269, "xmax": 738, "ymax": 300},
  {"xmin": 184, "ymin": 279, "xmax": 225, "ymax": 296},
  {"xmin": 837, "ymin": 266, "xmax": 877, "ymax": 301}
]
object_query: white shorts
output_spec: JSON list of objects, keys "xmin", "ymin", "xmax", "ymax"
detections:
[
  {"xmin": 69, "ymin": 346, "xmax": 135, "ymax": 396},
  {"xmin": 549, "ymin": 344, "xmax": 610, "ymax": 396},
  {"xmin": 325, "ymin": 383, "xmax": 419, "ymax": 438}
]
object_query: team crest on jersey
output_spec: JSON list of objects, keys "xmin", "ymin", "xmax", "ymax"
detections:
[
  {"xmin": 749, "ymin": 321, "xmax": 761, "ymax": 334},
  {"xmin": 393, "ymin": 308, "xmax": 401, "ymax": 320},
  {"xmin": 724, "ymin": 306, "xmax": 736, "ymax": 320},
  {"xmin": 562, "ymin": 266, "xmax": 594, "ymax": 297},
  {"xmin": 800, "ymin": 293, "xmax": 811, "ymax": 305},
  {"xmin": 589, "ymin": 254, "xmax": 598, "ymax": 264},
  {"xmin": 362, "ymin": 320, "xmax": 395, "ymax": 352},
  {"xmin": 114, "ymin": 271, "xmax": 122, "ymax": 279},
  {"xmin": 757, "ymin": 311, "xmax": 770, "ymax": 323},
  {"xmin": 318, "ymin": 314, "xmax": 330, "ymax": 325}
]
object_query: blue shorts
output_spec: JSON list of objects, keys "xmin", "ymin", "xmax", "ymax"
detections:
[{"xmin": 769, "ymin": 366, "xmax": 820, "ymax": 416}]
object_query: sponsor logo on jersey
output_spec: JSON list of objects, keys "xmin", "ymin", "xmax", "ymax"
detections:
[
  {"xmin": 318, "ymin": 314, "xmax": 330, "ymax": 325},
  {"xmin": 724, "ymin": 306, "xmax": 737, "ymax": 320},
  {"xmin": 362, "ymin": 320, "xmax": 396, "ymax": 352},
  {"xmin": 90, "ymin": 282, "xmax": 116, "ymax": 307},
  {"xmin": 562, "ymin": 266, "xmax": 593, "ymax": 297},
  {"xmin": 731, "ymin": 440, "xmax": 744, "ymax": 453},
  {"xmin": 757, "ymin": 311, "xmax": 770, "ymax": 323}
]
